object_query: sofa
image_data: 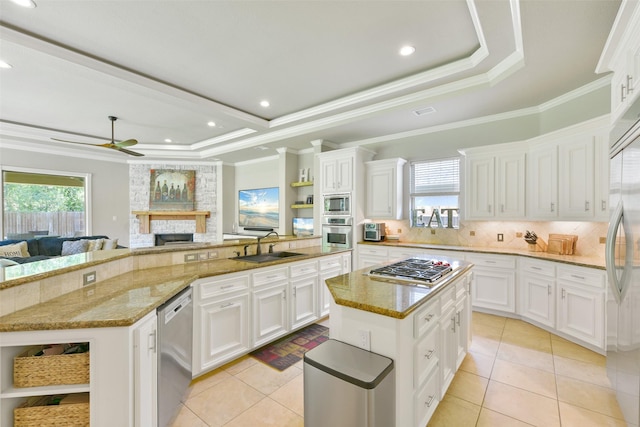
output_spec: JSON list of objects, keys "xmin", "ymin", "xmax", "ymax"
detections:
[{"xmin": 0, "ymin": 235, "xmax": 120, "ymax": 265}]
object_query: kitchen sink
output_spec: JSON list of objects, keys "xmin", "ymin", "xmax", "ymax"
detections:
[{"xmin": 231, "ymin": 251, "xmax": 304, "ymax": 263}]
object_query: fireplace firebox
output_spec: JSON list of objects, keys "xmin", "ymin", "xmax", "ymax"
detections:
[{"xmin": 155, "ymin": 233, "xmax": 194, "ymax": 246}]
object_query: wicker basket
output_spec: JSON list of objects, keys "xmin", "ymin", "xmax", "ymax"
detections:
[
  {"xmin": 14, "ymin": 347, "xmax": 90, "ymax": 388},
  {"xmin": 14, "ymin": 395, "xmax": 89, "ymax": 427}
]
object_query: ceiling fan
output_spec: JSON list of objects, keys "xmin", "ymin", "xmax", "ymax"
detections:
[{"xmin": 52, "ymin": 116, "xmax": 144, "ymax": 157}]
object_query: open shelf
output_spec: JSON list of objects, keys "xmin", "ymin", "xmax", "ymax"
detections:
[
  {"xmin": 291, "ymin": 204, "xmax": 313, "ymax": 209},
  {"xmin": 290, "ymin": 181, "xmax": 313, "ymax": 188}
]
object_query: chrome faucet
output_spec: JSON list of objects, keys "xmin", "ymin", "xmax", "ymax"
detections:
[{"xmin": 256, "ymin": 231, "xmax": 279, "ymax": 255}]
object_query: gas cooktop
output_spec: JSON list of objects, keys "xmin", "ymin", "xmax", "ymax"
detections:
[{"xmin": 368, "ymin": 258, "xmax": 453, "ymax": 285}]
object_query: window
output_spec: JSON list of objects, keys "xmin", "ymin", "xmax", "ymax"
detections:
[
  {"xmin": 410, "ymin": 157, "xmax": 460, "ymax": 228},
  {"xmin": 2, "ymin": 168, "xmax": 91, "ymax": 239}
]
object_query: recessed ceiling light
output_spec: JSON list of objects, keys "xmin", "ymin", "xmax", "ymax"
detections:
[
  {"xmin": 260, "ymin": 100, "xmax": 270, "ymax": 108},
  {"xmin": 207, "ymin": 121, "xmax": 216, "ymax": 127},
  {"xmin": 164, "ymin": 138, "xmax": 172, "ymax": 143},
  {"xmin": 0, "ymin": 60, "xmax": 12, "ymax": 69},
  {"xmin": 10, "ymin": 0, "xmax": 37, "ymax": 8},
  {"xmin": 399, "ymin": 46, "xmax": 416, "ymax": 56}
]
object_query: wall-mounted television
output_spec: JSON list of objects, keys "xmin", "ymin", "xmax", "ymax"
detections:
[{"xmin": 238, "ymin": 187, "xmax": 279, "ymax": 229}]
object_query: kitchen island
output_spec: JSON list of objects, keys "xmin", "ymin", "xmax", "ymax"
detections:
[{"xmin": 325, "ymin": 253, "xmax": 473, "ymax": 427}]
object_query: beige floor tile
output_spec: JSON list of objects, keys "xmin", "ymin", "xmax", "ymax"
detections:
[
  {"xmin": 491, "ymin": 359, "xmax": 557, "ymax": 399},
  {"xmin": 469, "ymin": 335, "xmax": 501, "ymax": 358},
  {"xmin": 459, "ymin": 350, "xmax": 496, "ymax": 378},
  {"xmin": 472, "ymin": 322, "xmax": 504, "ymax": 340},
  {"xmin": 551, "ymin": 338, "xmax": 606, "ymax": 365},
  {"xmin": 558, "ymin": 401, "xmax": 627, "ymax": 427},
  {"xmin": 503, "ymin": 318, "xmax": 551, "ymax": 339},
  {"xmin": 185, "ymin": 376, "xmax": 265, "ymax": 427},
  {"xmin": 269, "ymin": 373, "xmax": 304, "ymax": 416},
  {"xmin": 446, "ymin": 370, "xmax": 489, "ymax": 406},
  {"xmin": 223, "ymin": 397, "xmax": 304, "ymax": 427},
  {"xmin": 496, "ymin": 342, "xmax": 555, "ymax": 373},
  {"xmin": 476, "ymin": 408, "xmax": 535, "ymax": 427},
  {"xmin": 235, "ymin": 360, "xmax": 302, "ymax": 395},
  {"xmin": 170, "ymin": 404, "xmax": 207, "ymax": 427},
  {"xmin": 483, "ymin": 380, "xmax": 560, "ymax": 427},
  {"xmin": 187, "ymin": 367, "xmax": 233, "ymax": 399},
  {"xmin": 500, "ymin": 329, "xmax": 552, "ymax": 353},
  {"xmin": 472, "ymin": 312, "xmax": 507, "ymax": 330},
  {"xmin": 224, "ymin": 355, "xmax": 258, "ymax": 375},
  {"xmin": 556, "ymin": 375, "xmax": 624, "ymax": 420},
  {"xmin": 553, "ymin": 355, "xmax": 612, "ymax": 388},
  {"xmin": 427, "ymin": 394, "xmax": 481, "ymax": 427}
]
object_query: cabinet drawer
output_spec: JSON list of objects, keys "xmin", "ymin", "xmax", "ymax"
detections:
[
  {"xmin": 252, "ymin": 267, "xmax": 288, "ymax": 287},
  {"xmin": 319, "ymin": 256, "xmax": 342, "ymax": 271},
  {"xmin": 414, "ymin": 363, "xmax": 439, "ymax": 427},
  {"xmin": 290, "ymin": 260, "xmax": 319, "ymax": 277},
  {"xmin": 358, "ymin": 245, "xmax": 389, "ymax": 257},
  {"xmin": 466, "ymin": 254, "xmax": 516, "ymax": 269},
  {"xmin": 439, "ymin": 285, "xmax": 456, "ymax": 312},
  {"xmin": 521, "ymin": 258, "xmax": 555, "ymax": 277},
  {"xmin": 198, "ymin": 273, "xmax": 249, "ymax": 299},
  {"xmin": 557, "ymin": 265, "xmax": 605, "ymax": 289},
  {"xmin": 414, "ymin": 299, "xmax": 440, "ymax": 338},
  {"xmin": 414, "ymin": 326, "xmax": 439, "ymax": 387}
]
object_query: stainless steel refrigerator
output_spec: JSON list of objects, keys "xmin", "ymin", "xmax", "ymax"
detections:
[{"xmin": 607, "ymin": 97, "xmax": 640, "ymax": 427}]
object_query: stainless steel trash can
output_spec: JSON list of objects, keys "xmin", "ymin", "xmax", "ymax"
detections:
[{"xmin": 303, "ymin": 339, "xmax": 395, "ymax": 427}]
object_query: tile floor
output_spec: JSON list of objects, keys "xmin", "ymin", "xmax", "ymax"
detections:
[{"xmin": 171, "ymin": 313, "xmax": 626, "ymax": 427}]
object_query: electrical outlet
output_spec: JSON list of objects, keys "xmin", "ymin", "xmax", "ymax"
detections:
[
  {"xmin": 497, "ymin": 233, "xmax": 504, "ymax": 242},
  {"xmin": 516, "ymin": 232, "xmax": 523, "ymax": 238},
  {"xmin": 397, "ymin": 228, "xmax": 402, "ymax": 234},
  {"xmin": 83, "ymin": 271, "xmax": 96, "ymax": 286},
  {"xmin": 358, "ymin": 329, "xmax": 371, "ymax": 351},
  {"xmin": 184, "ymin": 253, "xmax": 198, "ymax": 262},
  {"xmin": 600, "ymin": 237, "xmax": 606, "ymax": 244},
  {"xmin": 208, "ymin": 251, "xmax": 218, "ymax": 259},
  {"xmin": 430, "ymin": 229, "xmax": 436, "ymax": 235},
  {"xmin": 470, "ymin": 231, "xmax": 475, "ymax": 236},
  {"xmin": 199, "ymin": 253, "xmax": 208, "ymax": 260}
]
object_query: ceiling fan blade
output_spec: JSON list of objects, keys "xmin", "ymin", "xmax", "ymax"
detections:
[
  {"xmin": 115, "ymin": 139, "xmax": 138, "ymax": 148},
  {"xmin": 52, "ymin": 137, "xmax": 103, "ymax": 147},
  {"xmin": 115, "ymin": 146, "xmax": 144, "ymax": 157}
]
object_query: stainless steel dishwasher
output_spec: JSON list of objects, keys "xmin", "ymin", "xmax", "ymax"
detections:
[{"xmin": 157, "ymin": 286, "xmax": 193, "ymax": 427}]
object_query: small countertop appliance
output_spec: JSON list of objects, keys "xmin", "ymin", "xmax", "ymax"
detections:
[{"xmin": 363, "ymin": 223, "xmax": 386, "ymax": 242}]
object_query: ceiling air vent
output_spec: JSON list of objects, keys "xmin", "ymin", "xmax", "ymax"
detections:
[{"xmin": 413, "ymin": 106, "xmax": 436, "ymax": 117}]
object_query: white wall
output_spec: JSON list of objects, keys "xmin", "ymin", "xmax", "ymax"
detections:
[{"xmin": 0, "ymin": 147, "xmax": 131, "ymax": 246}]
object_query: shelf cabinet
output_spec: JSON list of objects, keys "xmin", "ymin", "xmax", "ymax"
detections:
[{"xmin": 365, "ymin": 158, "xmax": 406, "ymax": 220}]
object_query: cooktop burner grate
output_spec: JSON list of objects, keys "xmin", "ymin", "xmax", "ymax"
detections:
[{"xmin": 369, "ymin": 258, "xmax": 453, "ymax": 283}]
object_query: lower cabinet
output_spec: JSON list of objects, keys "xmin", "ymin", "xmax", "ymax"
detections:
[
  {"xmin": 133, "ymin": 311, "xmax": 158, "ymax": 427},
  {"xmin": 253, "ymin": 283, "xmax": 288, "ymax": 348},
  {"xmin": 520, "ymin": 259, "xmax": 556, "ymax": 328},
  {"xmin": 466, "ymin": 254, "xmax": 517, "ymax": 313},
  {"xmin": 290, "ymin": 261, "xmax": 319, "ymax": 330}
]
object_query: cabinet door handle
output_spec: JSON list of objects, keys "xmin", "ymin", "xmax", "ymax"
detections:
[
  {"xmin": 149, "ymin": 330, "xmax": 157, "ymax": 353},
  {"xmin": 602, "ymin": 200, "xmax": 607, "ymax": 211},
  {"xmin": 531, "ymin": 266, "xmax": 542, "ymax": 271},
  {"xmin": 283, "ymin": 290, "xmax": 287, "ymax": 300},
  {"xmin": 550, "ymin": 202, "xmax": 555, "ymax": 212},
  {"xmin": 293, "ymin": 287, "xmax": 297, "ymax": 297},
  {"xmin": 425, "ymin": 395, "xmax": 435, "ymax": 407},
  {"xmin": 484, "ymin": 260, "xmax": 497, "ymax": 264},
  {"xmin": 425, "ymin": 349, "xmax": 435, "ymax": 360},
  {"xmin": 266, "ymin": 274, "xmax": 280, "ymax": 280},
  {"xmin": 500, "ymin": 204, "xmax": 504, "ymax": 213},
  {"xmin": 585, "ymin": 201, "xmax": 590, "ymax": 211},
  {"xmin": 220, "ymin": 284, "xmax": 234, "ymax": 289},
  {"xmin": 622, "ymin": 83, "xmax": 627, "ymax": 102},
  {"xmin": 562, "ymin": 288, "xmax": 566, "ymax": 299},
  {"xmin": 548, "ymin": 285, "xmax": 552, "ymax": 295},
  {"xmin": 220, "ymin": 302, "xmax": 235, "ymax": 308},
  {"xmin": 571, "ymin": 274, "xmax": 585, "ymax": 280},
  {"xmin": 451, "ymin": 316, "xmax": 457, "ymax": 332},
  {"xmin": 424, "ymin": 313, "xmax": 434, "ymax": 322},
  {"xmin": 627, "ymin": 75, "xmax": 634, "ymax": 94},
  {"xmin": 488, "ymin": 204, "xmax": 492, "ymax": 213},
  {"xmin": 456, "ymin": 311, "xmax": 461, "ymax": 326}
]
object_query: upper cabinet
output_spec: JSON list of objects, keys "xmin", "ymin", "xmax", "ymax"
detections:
[
  {"xmin": 319, "ymin": 155, "xmax": 354, "ymax": 193},
  {"xmin": 365, "ymin": 158, "xmax": 406, "ymax": 219},
  {"xmin": 462, "ymin": 145, "xmax": 525, "ymax": 220},
  {"xmin": 596, "ymin": 1, "xmax": 640, "ymax": 123}
]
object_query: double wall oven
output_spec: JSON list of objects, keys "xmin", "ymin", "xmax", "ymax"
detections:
[{"xmin": 322, "ymin": 193, "xmax": 353, "ymax": 249}]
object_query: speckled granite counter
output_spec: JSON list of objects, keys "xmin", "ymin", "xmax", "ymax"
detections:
[
  {"xmin": 359, "ymin": 241, "xmax": 605, "ymax": 269},
  {"xmin": 325, "ymin": 255, "xmax": 473, "ymax": 319},
  {"xmin": 0, "ymin": 246, "xmax": 347, "ymax": 332}
]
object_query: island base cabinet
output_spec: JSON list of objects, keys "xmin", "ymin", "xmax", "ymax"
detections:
[{"xmin": 195, "ymin": 292, "xmax": 250, "ymax": 375}]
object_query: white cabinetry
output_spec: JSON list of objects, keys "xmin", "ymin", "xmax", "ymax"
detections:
[
  {"xmin": 520, "ymin": 258, "xmax": 556, "ymax": 328},
  {"xmin": 466, "ymin": 253, "xmax": 517, "ymax": 313},
  {"xmin": 528, "ymin": 143, "xmax": 559, "ymax": 218},
  {"xmin": 289, "ymin": 261, "xmax": 319, "ymax": 329},
  {"xmin": 559, "ymin": 136, "xmax": 595, "ymax": 219},
  {"xmin": 318, "ymin": 255, "xmax": 343, "ymax": 317},
  {"xmin": 357, "ymin": 244, "xmax": 389, "ymax": 269},
  {"xmin": 463, "ymin": 147, "xmax": 525, "ymax": 220},
  {"xmin": 193, "ymin": 272, "xmax": 250, "ymax": 376},
  {"xmin": 556, "ymin": 265, "xmax": 606, "ymax": 349},
  {"xmin": 319, "ymin": 154, "xmax": 354, "ymax": 193},
  {"xmin": 252, "ymin": 266, "xmax": 289, "ymax": 348},
  {"xmin": 133, "ymin": 311, "xmax": 158, "ymax": 427},
  {"xmin": 365, "ymin": 158, "xmax": 406, "ymax": 219}
]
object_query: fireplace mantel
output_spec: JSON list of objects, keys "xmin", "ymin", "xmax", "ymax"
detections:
[{"xmin": 132, "ymin": 210, "xmax": 210, "ymax": 234}]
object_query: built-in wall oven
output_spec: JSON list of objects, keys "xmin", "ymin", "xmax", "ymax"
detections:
[{"xmin": 322, "ymin": 216, "xmax": 353, "ymax": 249}]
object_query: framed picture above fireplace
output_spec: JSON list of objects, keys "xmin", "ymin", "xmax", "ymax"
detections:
[{"xmin": 149, "ymin": 169, "xmax": 195, "ymax": 211}]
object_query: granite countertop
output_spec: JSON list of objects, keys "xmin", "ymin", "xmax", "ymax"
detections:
[
  {"xmin": 359, "ymin": 241, "xmax": 605, "ymax": 269},
  {"xmin": 326, "ymin": 255, "xmax": 473, "ymax": 319},
  {"xmin": 0, "ymin": 246, "xmax": 347, "ymax": 332}
]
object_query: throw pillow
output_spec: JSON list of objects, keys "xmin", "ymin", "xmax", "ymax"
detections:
[
  {"xmin": 0, "ymin": 258, "xmax": 19, "ymax": 267},
  {"xmin": 84, "ymin": 239, "xmax": 104, "ymax": 251},
  {"xmin": 102, "ymin": 239, "xmax": 119, "ymax": 250},
  {"xmin": 61, "ymin": 240, "xmax": 89, "ymax": 256},
  {"xmin": 0, "ymin": 241, "xmax": 30, "ymax": 258}
]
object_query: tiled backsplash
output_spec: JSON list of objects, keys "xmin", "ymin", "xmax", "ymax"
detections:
[{"xmin": 381, "ymin": 220, "xmax": 608, "ymax": 259}]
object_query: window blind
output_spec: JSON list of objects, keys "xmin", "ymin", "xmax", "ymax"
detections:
[{"xmin": 411, "ymin": 158, "xmax": 460, "ymax": 194}]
